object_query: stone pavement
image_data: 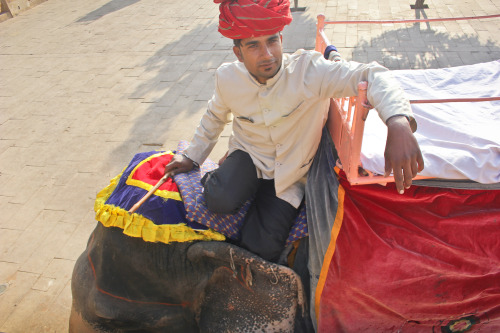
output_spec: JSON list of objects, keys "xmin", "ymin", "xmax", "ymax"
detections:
[{"xmin": 0, "ymin": 0, "xmax": 498, "ymax": 331}]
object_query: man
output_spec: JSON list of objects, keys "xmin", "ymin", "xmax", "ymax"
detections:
[{"xmin": 165, "ymin": 0, "xmax": 424, "ymax": 263}]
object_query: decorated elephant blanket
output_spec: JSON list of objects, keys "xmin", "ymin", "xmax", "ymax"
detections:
[
  {"xmin": 307, "ymin": 128, "xmax": 500, "ymax": 332},
  {"xmin": 94, "ymin": 141, "xmax": 307, "ymax": 245}
]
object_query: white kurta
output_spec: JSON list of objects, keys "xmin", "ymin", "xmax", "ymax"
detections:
[{"xmin": 184, "ymin": 49, "xmax": 414, "ymax": 208}]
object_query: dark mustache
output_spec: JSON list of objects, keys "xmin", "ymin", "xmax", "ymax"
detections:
[{"xmin": 258, "ymin": 59, "xmax": 277, "ymax": 66}]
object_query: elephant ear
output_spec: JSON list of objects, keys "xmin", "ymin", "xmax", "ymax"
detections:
[{"xmin": 187, "ymin": 241, "xmax": 308, "ymax": 332}]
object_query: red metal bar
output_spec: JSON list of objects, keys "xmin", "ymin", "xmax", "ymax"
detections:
[
  {"xmin": 316, "ymin": 14, "xmax": 500, "ymax": 186},
  {"xmin": 322, "ymin": 13, "xmax": 500, "ymax": 25},
  {"xmin": 410, "ymin": 97, "xmax": 500, "ymax": 104},
  {"xmin": 315, "ymin": 14, "xmax": 326, "ymax": 54}
]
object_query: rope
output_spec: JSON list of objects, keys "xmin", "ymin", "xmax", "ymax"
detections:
[
  {"xmin": 229, "ymin": 248, "xmax": 237, "ymax": 278},
  {"xmin": 270, "ymin": 266, "xmax": 279, "ymax": 284}
]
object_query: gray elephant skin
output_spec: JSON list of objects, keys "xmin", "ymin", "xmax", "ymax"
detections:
[{"xmin": 70, "ymin": 222, "xmax": 310, "ymax": 332}]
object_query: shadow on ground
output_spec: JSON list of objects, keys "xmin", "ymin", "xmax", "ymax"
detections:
[
  {"xmin": 77, "ymin": 0, "xmax": 141, "ymax": 23},
  {"xmin": 105, "ymin": 12, "xmax": 318, "ymax": 167},
  {"xmin": 350, "ymin": 16, "xmax": 500, "ymax": 69},
  {"xmin": 104, "ymin": 20, "xmax": 230, "ymax": 166}
]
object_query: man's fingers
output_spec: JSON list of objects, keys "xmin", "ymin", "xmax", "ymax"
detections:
[
  {"xmin": 164, "ymin": 162, "xmax": 176, "ymax": 175},
  {"xmin": 384, "ymin": 158, "xmax": 393, "ymax": 178},
  {"xmin": 403, "ymin": 162, "xmax": 413, "ymax": 189},
  {"xmin": 387, "ymin": 157, "xmax": 405, "ymax": 194},
  {"xmin": 164, "ymin": 159, "xmax": 183, "ymax": 175},
  {"xmin": 392, "ymin": 167, "xmax": 404, "ymax": 194},
  {"xmin": 410, "ymin": 158, "xmax": 418, "ymax": 178},
  {"xmin": 417, "ymin": 151, "xmax": 425, "ymax": 172},
  {"xmin": 164, "ymin": 154, "xmax": 195, "ymax": 176}
]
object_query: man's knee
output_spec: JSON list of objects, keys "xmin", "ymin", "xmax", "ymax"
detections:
[
  {"xmin": 203, "ymin": 181, "xmax": 244, "ymax": 214},
  {"xmin": 201, "ymin": 150, "xmax": 258, "ymax": 214}
]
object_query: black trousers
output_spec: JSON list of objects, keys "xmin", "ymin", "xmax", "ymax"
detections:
[{"xmin": 202, "ymin": 150, "xmax": 299, "ymax": 263}]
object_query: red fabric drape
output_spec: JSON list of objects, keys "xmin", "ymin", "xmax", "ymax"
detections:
[{"xmin": 318, "ymin": 174, "xmax": 500, "ymax": 332}]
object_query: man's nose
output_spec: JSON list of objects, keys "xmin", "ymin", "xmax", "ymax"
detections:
[{"xmin": 261, "ymin": 45, "xmax": 273, "ymax": 58}]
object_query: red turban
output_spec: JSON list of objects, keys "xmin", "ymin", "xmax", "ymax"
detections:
[{"xmin": 215, "ymin": 0, "xmax": 292, "ymax": 39}]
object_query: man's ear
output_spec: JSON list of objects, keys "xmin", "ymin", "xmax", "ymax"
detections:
[{"xmin": 233, "ymin": 46, "xmax": 243, "ymax": 62}]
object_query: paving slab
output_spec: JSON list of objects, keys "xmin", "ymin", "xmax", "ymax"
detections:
[{"xmin": 0, "ymin": 0, "xmax": 499, "ymax": 331}]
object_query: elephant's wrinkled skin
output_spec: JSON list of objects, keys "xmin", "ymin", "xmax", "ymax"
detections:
[{"xmin": 70, "ymin": 223, "xmax": 310, "ymax": 332}]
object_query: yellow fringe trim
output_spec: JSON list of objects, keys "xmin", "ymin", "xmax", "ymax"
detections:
[{"xmin": 94, "ymin": 171, "xmax": 226, "ymax": 244}]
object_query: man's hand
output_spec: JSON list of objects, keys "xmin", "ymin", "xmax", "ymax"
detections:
[
  {"xmin": 384, "ymin": 116, "xmax": 424, "ymax": 194},
  {"xmin": 164, "ymin": 154, "xmax": 195, "ymax": 176},
  {"xmin": 218, "ymin": 151, "xmax": 229, "ymax": 165}
]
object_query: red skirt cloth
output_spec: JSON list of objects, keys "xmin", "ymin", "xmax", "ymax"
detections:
[{"xmin": 317, "ymin": 172, "xmax": 500, "ymax": 332}]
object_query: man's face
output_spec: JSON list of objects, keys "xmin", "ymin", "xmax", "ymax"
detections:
[{"xmin": 233, "ymin": 33, "xmax": 283, "ymax": 84}]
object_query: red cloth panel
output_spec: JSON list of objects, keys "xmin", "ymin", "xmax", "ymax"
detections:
[{"xmin": 318, "ymin": 175, "xmax": 500, "ymax": 332}]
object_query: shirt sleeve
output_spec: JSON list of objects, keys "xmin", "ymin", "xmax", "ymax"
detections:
[
  {"xmin": 183, "ymin": 71, "xmax": 232, "ymax": 165},
  {"xmin": 313, "ymin": 54, "xmax": 416, "ymax": 128}
]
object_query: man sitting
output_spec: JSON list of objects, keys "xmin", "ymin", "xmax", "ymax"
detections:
[{"xmin": 165, "ymin": 0, "xmax": 423, "ymax": 263}]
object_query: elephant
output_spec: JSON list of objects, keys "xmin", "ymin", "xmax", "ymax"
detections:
[{"xmin": 70, "ymin": 222, "xmax": 312, "ymax": 332}]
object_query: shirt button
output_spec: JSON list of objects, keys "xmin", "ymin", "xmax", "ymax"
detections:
[
  {"xmin": 275, "ymin": 161, "xmax": 281, "ymax": 167},
  {"xmin": 263, "ymin": 108, "xmax": 270, "ymax": 113},
  {"xmin": 276, "ymin": 144, "xmax": 282, "ymax": 149}
]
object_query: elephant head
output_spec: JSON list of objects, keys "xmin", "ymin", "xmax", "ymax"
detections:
[{"xmin": 70, "ymin": 223, "xmax": 310, "ymax": 332}]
